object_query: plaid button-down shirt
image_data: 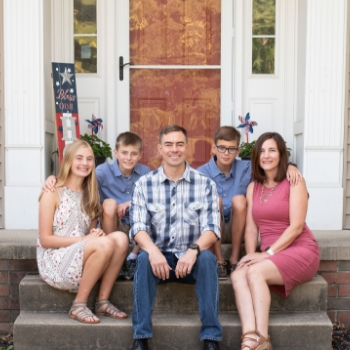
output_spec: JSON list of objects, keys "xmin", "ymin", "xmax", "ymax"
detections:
[{"xmin": 129, "ymin": 163, "xmax": 221, "ymax": 258}]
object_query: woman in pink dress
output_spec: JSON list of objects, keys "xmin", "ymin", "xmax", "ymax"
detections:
[
  {"xmin": 230, "ymin": 132, "xmax": 320, "ymax": 350},
  {"xmin": 37, "ymin": 140, "xmax": 129, "ymax": 324}
]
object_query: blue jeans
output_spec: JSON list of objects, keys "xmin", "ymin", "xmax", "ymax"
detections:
[{"xmin": 132, "ymin": 250, "xmax": 222, "ymax": 341}]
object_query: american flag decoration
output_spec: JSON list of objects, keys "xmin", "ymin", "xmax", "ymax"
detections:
[
  {"xmin": 86, "ymin": 114, "xmax": 104, "ymax": 135},
  {"xmin": 237, "ymin": 113, "xmax": 258, "ymax": 143},
  {"xmin": 52, "ymin": 62, "xmax": 80, "ymax": 163}
]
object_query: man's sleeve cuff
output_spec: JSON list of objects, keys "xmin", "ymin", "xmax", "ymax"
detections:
[
  {"xmin": 129, "ymin": 224, "xmax": 149, "ymax": 243},
  {"xmin": 201, "ymin": 224, "xmax": 221, "ymax": 239}
]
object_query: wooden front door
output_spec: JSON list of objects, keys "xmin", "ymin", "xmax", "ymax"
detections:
[{"xmin": 128, "ymin": 0, "xmax": 221, "ymax": 169}]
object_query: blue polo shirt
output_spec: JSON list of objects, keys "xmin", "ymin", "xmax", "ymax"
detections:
[
  {"xmin": 96, "ymin": 160, "xmax": 150, "ymax": 224},
  {"xmin": 197, "ymin": 156, "xmax": 251, "ymax": 222}
]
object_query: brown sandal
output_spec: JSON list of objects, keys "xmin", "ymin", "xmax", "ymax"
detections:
[
  {"xmin": 241, "ymin": 330, "xmax": 272, "ymax": 350},
  {"xmin": 69, "ymin": 302, "xmax": 100, "ymax": 324},
  {"xmin": 95, "ymin": 299, "xmax": 128, "ymax": 319}
]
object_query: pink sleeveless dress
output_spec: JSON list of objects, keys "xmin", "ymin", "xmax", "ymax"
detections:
[{"xmin": 252, "ymin": 178, "xmax": 320, "ymax": 297}]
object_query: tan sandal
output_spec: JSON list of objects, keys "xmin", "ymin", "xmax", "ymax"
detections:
[
  {"xmin": 69, "ymin": 302, "xmax": 100, "ymax": 324},
  {"xmin": 95, "ymin": 299, "xmax": 128, "ymax": 319},
  {"xmin": 241, "ymin": 330, "xmax": 272, "ymax": 350}
]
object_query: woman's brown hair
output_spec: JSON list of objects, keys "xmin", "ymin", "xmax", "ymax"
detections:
[{"xmin": 251, "ymin": 132, "xmax": 289, "ymax": 184}]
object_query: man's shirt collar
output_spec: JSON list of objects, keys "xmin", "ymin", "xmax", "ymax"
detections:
[{"xmin": 159, "ymin": 162, "xmax": 191, "ymax": 183}]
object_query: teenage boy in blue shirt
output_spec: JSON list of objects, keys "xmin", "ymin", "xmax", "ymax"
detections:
[
  {"xmin": 96, "ymin": 132, "xmax": 150, "ymax": 278},
  {"xmin": 198, "ymin": 126, "xmax": 301, "ymax": 279},
  {"xmin": 43, "ymin": 132, "xmax": 150, "ymax": 279}
]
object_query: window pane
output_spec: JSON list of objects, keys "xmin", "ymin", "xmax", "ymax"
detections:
[
  {"xmin": 252, "ymin": 38, "xmax": 275, "ymax": 74},
  {"xmin": 252, "ymin": 0, "xmax": 275, "ymax": 35},
  {"xmin": 130, "ymin": 69, "xmax": 220, "ymax": 169},
  {"xmin": 74, "ymin": 0, "xmax": 97, "ymax": 34},
  {"xmin": 74, "ymin": 36, "xmax": 97, "ymax": 73},
  {"xmin": 130, "ymin": 0, "xmax": 221, "ymax": 65},
  {"xmin": 74, "ymin": 0, "xmax": 97, "ymax": 73}
]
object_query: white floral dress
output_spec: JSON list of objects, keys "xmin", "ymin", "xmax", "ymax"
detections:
[{"xmin": 37, "ymin": 187, "xmax": 91, "ymax": 292}]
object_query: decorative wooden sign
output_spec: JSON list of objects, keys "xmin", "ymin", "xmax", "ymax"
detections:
[{"xmin": 52, "ymin": 62, "xmax": 80, "ymax": 163}]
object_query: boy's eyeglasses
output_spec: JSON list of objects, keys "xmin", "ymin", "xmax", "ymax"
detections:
[{"xmin": 216, "ymin": 145, "xmax": 239, "ymax": 154}]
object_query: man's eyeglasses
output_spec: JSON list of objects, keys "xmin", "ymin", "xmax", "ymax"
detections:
[{"xmin": 216, "ymin": 145, "xmax": 239, "ymax": 154}]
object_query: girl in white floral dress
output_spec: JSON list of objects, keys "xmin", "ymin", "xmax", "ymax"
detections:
[{"xmin": 37, "ymin": 140, "xmax": 129, "ymax": 324}]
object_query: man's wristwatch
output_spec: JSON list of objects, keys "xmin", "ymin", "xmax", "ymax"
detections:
[{"xmin": 189, "ymin": 243, "xmax": 201, "ymax": 256}]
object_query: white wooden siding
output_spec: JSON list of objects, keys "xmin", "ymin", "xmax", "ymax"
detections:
[{"xmin": 0, "ymin": 0, "xmax": 4, "ymax": 228}]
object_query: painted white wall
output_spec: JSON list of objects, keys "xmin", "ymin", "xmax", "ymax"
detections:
[
  {"xmin": 302, "ymin": 0, "xmax": 347, "ymax": 229},
  {"xmin": 4, "ymin": 0, "xmax": 51, "ymax": 228}
]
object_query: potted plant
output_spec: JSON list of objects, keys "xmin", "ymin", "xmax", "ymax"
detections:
[
  {"xmin": 80, "ymin": 133, "xmax": 112, "ymax": 166},
  {"xmin": 81, "ymin": 115, "xmax": 112, "ymax": 167},
  {"xmin": 239, "ymin": 140, "xmax": 257, "ymax": 160}
]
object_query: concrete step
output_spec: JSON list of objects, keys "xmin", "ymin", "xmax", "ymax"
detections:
[
  {"xmin": 20, "ymin": 274, "xmax": 327, "ymax": 313},
  {"xmin": 14, "ymin": 311, "xmax": 332, "ymax": 350}
]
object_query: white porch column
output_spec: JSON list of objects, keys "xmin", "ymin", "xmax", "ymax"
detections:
[
  {"xmin": 298, "ymin": 0, "xmax": 347, "ymax": 229},
  {"xmin": 3, "ymin": 0, "xmax": 53, "ymax": 228}
]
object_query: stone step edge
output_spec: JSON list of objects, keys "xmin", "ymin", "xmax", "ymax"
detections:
[
  {"xmin": 15, "ymin": 310, "xmax": 332, "ymax": 326},
  {"xmin": 19, "ymin": 275, "xmax": 328, "ymax": 313},
  {"xmin": 2, "ymin": 230, "xmax": 350, "ymax": 261},
  {"xmin": 14, "ymin": 312, "xmax": 332, "ymax": 350}
]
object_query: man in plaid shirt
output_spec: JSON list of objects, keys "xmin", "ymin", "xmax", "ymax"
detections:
[{"xmin": 129, "ymin": 125, "xmax": 222, "ymax": 350}]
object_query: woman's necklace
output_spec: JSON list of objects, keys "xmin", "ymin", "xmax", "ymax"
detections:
[{"xmin": 260, "ymin": 181, "xmax": 277, "ymax": 205}]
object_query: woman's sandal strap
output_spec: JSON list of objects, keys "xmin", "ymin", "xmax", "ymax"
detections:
[
  {"xmin": 95, "ymin": 299, "xmax": 127, "ymax": 319},
  {"xmin": 241, "ymin": 330, "xmax": 259, "ymax": 341},
  {"xmin": 69, "ymin": 302, "xmax": 100, "ymax": 324}
]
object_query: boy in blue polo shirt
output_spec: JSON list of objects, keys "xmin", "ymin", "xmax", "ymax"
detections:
[
  {"xmin": 198, "ymin": 126, "xmax": 300, "ymax": 279},
  {"xmin": 43, "ymin": 132, "xmax": 150, "ymax": 279},
  {"xmin": 96, "ymin": 132, "xmax": 150, "ymax": 279}
]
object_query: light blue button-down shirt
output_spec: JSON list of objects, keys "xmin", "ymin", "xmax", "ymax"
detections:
[
  {"xmin": 129, "ymin": 163, "xmax": 221, "ymax": 258},
  {"xmin": 198, "ymin": 156, "xmax": 251, "ymax": 222},
  {"xmin": 96, "ymin": 160, "xmax": 150, "ymax": 224}
]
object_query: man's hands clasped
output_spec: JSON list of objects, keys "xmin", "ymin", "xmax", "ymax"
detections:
[{"xmin": 149, "ymin": 246, "xmax": 198, "ymax": 280}]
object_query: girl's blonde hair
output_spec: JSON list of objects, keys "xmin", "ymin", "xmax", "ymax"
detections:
[{"xmin": 44, "ymin": 140, "xmax": 102, "ymax": 220}]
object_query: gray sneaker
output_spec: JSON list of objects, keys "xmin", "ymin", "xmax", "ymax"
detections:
[
  {"xmin": 217, "ymin": 261, "xmax": 228, "ymax": 280},
  {"xmin": 124, "ymin": 259, "xmax": 137, "ymax": 280}
]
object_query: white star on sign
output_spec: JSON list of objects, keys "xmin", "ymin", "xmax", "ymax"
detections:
[
  {"xmin": 70, "ymin": 89, "xmax": 74, "ymax": 93},
  {"xmin": 59, "ymin": 67, "xmax": 73, "ymax": 85},
  {"xmin": 56, "ymin": 81, "xmax": 60, "ymax": 86}
]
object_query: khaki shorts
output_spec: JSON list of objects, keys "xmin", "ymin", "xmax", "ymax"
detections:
[{"xmin": 221, "ymin": 216, "xmax": 232, "ymax": 244}]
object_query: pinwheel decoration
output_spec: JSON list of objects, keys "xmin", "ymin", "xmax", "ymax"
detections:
[
  {"xmin": 85, "ymin": 114, "xmax": 104, "ymax": 135},
  {"xmin": 237, "ymin": 113, "xmax": 258, "ymax": 143}
]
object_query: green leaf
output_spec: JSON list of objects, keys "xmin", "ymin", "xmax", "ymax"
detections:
[{"xmin": 80, "ymin": 134, "xmax": 113, "ymax": 159}]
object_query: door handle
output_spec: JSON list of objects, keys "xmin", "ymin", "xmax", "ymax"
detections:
[{"xmin": 119, "ymin": 56, "xmax": 134, "ymax": 81}]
